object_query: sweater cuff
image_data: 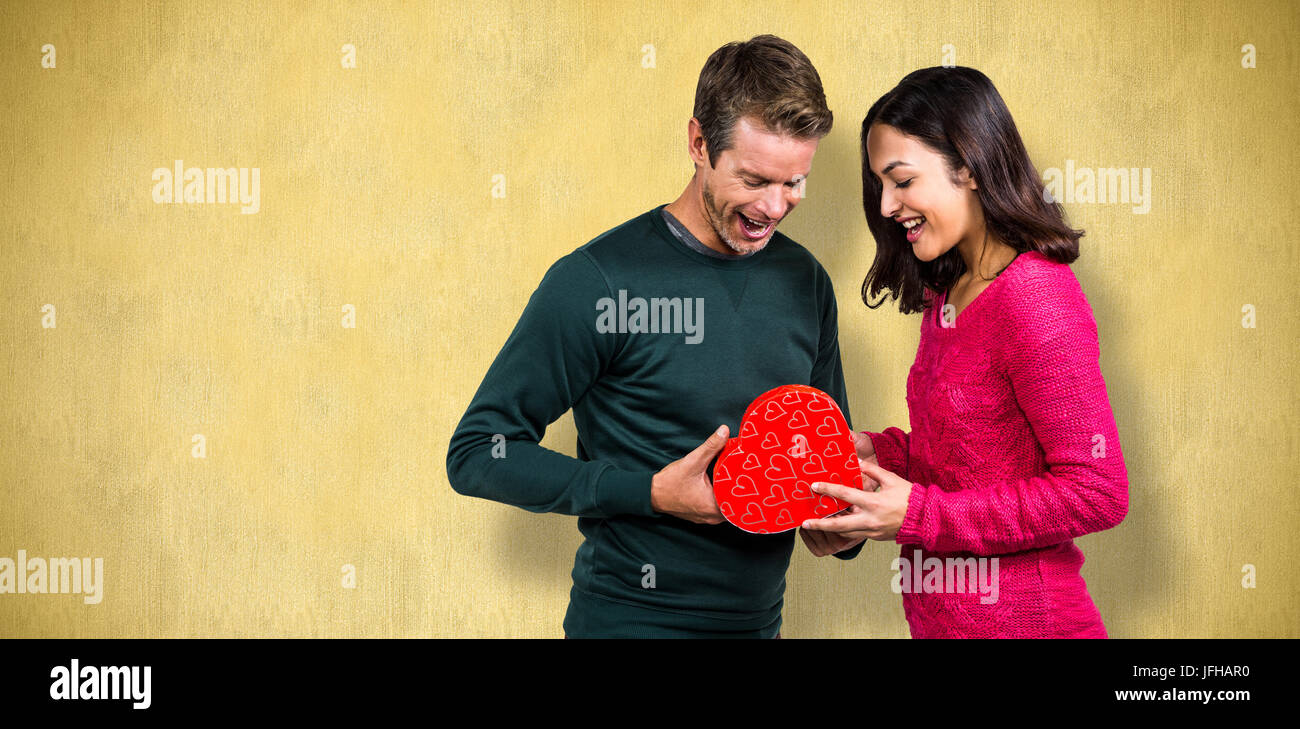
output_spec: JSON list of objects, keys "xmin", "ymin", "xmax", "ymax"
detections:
[
  {"xmin": 895, "ymin": 482, "xmax": 928, "ymax": 546},
  {"xmin": 597, "ymin": 467, "xmax": 656, "ymax": 517},
  {"xmin": 864, "ymin": 430, "xmax": 906, "ymax": 477}
]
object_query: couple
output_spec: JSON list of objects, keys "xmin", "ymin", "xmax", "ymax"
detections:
[{"xmin": 445, "ymin": 34, "xmax": 1129, "ymax": 638}]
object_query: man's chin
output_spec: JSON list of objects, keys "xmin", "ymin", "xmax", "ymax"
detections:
[
  {"xmin": 728, "ymin": 215, "xmax": 783, "ymax": 254},
  {"xmin": 706, "ymin": 209, "xmax": 772, "ymax": 255},
  {"xmin": 723, "ymin": 233, "xmax": 770, "ymax": 255}
]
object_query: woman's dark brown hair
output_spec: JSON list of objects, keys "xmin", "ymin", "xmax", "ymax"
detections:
[{"xmin": 860, "ymin": 66, "xmax": 1082, "ymax": 314}]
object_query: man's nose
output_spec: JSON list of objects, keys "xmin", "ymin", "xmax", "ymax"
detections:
[{"xmin": 757, "ymin": 183, "xmax": 791, "ymax": 221}]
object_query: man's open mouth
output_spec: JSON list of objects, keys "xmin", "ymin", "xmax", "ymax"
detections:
[{"xmin": 738, "ymin": 212, "xmax": 774, "ymax": 240}]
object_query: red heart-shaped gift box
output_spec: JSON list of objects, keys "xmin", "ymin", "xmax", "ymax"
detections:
[{"xmin": 712, "ymin": 384, "xmax": 864, "ymax": 534}]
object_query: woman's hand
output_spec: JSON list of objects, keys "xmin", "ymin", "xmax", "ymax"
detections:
[
  {"xmin": 801, "ymin": 461, "xmax": 913, "ymax": 542},
  {"xmin": 797, "ymin": 432, "xmax": 885, "ymax": 557}
]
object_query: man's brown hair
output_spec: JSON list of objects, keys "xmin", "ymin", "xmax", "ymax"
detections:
[{"xmin": 693, "ymin": 34, "xmax": 833, "ymax": 168}]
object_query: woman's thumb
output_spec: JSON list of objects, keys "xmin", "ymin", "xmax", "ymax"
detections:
[{"xmin": 860, "ymin": 458, "xmax": 897, "ymax": 485}]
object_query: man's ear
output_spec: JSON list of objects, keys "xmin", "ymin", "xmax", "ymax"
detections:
[{"xmin": 687, "ymin": 117, "xmax": 709, "ymax": 169}]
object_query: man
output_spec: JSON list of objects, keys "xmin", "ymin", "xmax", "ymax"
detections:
[{"xmin": 446, "ymin": 34, "xmax": 866, "ymax": 638}]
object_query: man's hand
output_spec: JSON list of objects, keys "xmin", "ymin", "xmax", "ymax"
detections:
[
  {"xmin": 799, "ymin": 527, "xmax": 867, "ymax": 557},
  {"xmin": 651, "ymin": 425, "xmax": 729, "ymax": 524},
  {"xmin": 853, "ymin": 430, "xmax": 878, "ymax": 470}
]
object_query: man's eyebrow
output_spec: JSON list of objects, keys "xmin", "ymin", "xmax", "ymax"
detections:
[{"xmin": 736, "ymin": 168, "xmax": 812, "ymax": 183}]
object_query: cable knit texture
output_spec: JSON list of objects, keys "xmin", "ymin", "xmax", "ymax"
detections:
[{"xmin": 865, "ymin": 250, "xmax": 1128, "ymax": 638}]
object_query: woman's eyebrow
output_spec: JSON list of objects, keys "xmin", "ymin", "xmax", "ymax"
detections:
[{"xmin": 880, "ymin": 160, "xmax": 912, "ymax": 175}]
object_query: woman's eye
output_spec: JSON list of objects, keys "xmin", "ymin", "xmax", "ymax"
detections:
[{"xmin": 897, "ymin": 179, "xmax": 913, "ymax": 189}]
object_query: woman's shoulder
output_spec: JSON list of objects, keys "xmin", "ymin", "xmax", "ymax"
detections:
[
  {"xmin": 1009, "ymin": 248, "xmax": 1079, "ymax": 284},
  {"xmin": 1003, "ymin": 250, "xmax": 1088, "ymax": 306},
  {"xmin": 997, "ymin": 250, "xmax": 1097, "ymax": 343}
]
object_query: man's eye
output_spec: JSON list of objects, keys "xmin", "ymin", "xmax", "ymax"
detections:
[{"xmin": 743, "ymin": 179, "xmax": 764, "ymax": 188}]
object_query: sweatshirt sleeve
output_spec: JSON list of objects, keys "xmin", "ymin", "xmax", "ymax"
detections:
[
  {"xmin": 445, "ymin": 251, "xmax": 657, "ymax": 519},
  {"xmin": 806, "ymin": 265, "xmax": 866, "ymax": 562},
  {"xmin": 894, "ymin": 270, "xmax": 1129, "ymax": 556}
]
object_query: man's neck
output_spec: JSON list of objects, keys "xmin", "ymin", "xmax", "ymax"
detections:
[{"xmin": 664, "ymin": 181, "xmax": 743, "ymax": 258}]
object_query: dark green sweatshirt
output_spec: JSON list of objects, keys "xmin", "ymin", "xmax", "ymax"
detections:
[{"xmin": 446, "ymin": 204, "xmax": 862, "ymax": 637}]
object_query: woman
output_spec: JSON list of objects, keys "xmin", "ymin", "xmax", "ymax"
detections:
[{"xmin": 799, "ymin": 67, "xmax": 1129, "ymax": 638}]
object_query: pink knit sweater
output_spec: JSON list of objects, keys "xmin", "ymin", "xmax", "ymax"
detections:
[{"xmin": 865, "ymin": 250, "xmax": 1128, "ymax": 638}]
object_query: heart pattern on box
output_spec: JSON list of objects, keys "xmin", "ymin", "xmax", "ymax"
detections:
[{"xmin": 712, "ymin": 384, "xmax": 864, "ymax": 534}]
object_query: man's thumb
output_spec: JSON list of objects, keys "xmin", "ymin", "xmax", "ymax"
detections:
[{"xmin": 688, "ymin": 425, "xmax": 730, "ymax": 469}]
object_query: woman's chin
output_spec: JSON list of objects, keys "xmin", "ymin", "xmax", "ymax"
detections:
[
  {"xmin": 911, "ymin": 244, "xmax": 937, "ymax": 262},
  {"xmin": 910, "ymin": 238, "xmax": 954, "ymax": 263}
]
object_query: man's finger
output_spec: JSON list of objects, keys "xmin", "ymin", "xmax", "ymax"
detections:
[
  {"xmin": 799, "ymin": 527, "xmax": 828, "ymax": 556},
  {"xmin": 798, "ymin": 526, "xmax": 815, "ymax": 554},
  {"xmin": 852, "ymin": 430, "xmax": 871, "ymax": 452},
  {"xmin": 686, "ymin": 425, "xmax": 730, "ymax": 469},
  {"xmin": 812, "ymin": 527, "xmax": 838, "ymax": 555},
  {"xmin": 798, "ymin": 527, "xmax": 818, "ymax": 556}
]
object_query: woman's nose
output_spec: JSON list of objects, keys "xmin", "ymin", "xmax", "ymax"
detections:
[{"xmin": 880, "ymin": 187, "xmax": 899, "ymax": 220}]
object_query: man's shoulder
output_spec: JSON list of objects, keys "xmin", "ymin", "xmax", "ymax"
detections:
[
  {"xmin": 533, "ymin": 208, "xmax": 665, "ymax": 301},
  {"xmin": 546, "ymin": 207, "xmax": 669, "ymax": 283},
  {"xmin": 767, "ymin": 228, "xmax": 832, "ymax": 280},
  {"xmin": 575, "ymin": 207, "xmax": 661, "ymax": 256}
]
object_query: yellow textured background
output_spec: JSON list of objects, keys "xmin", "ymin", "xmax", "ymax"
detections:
[{"xmin": 1, "ymin": 0, "xmax": 1296, "ymax": 638}]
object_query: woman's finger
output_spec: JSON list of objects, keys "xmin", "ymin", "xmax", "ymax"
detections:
[
  {"xmin": 810, "ymin": 481, "xmax": 870, "ymax": 506},
  {"xmin": 803, "ymin": 514, "xmax": 860, "ymax": 534},
  {"xmin": 859, "ymin": 460, "xmax": 905, "ymax": 488}
]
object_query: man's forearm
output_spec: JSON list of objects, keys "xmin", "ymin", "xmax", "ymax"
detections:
[{"xmin": 446, "ymin": 425, "xmax": 655, "ymax": 518}]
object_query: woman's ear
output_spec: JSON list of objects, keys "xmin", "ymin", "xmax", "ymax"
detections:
[{"xmin": 956, "ymin": 166, "xmax": 977, "ymax": 190}]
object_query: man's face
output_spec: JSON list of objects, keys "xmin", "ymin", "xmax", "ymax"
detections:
[{"xmin": 696, "ymin": 116, "xmax": 819, "ymax": 255}]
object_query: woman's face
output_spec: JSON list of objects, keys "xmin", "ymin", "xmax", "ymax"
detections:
[{"xmin": 866, "ymin": 123, "xmax": 984, "ymax": 262}]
